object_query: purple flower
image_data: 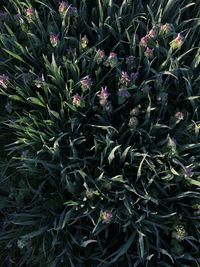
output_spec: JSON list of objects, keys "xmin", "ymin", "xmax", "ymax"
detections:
[
  {"xmin": 148, "ymin": 26, "xmax": 158, "ymax": 39},
  {"xmin": 118, "ymin": 88, "xmax": 130, "ymax": 98},
  {"xmin": 95, "ymin": 49, "xmax": 105, "ymax": 64},
  {"xmin": 120, "ymin": 72, "xmax": 131, "ymax": 86},
  {"xmin": 145, "ymin": 47, "xmax": 154, "ymax": 59},
  {"xmin": 102, "ymin": 210, "xmax": 113, "ymax": 224},
  {"xmin": 72, "ymin": 93, "xmax": 81, "ymax": 107},
  {"xmin": 170, "ymin": 33, "xmax": 184, "ymax": 50},
  {"xmin": 175, "ymin": 111, "xmax": 184, "ymax": 121},
  {"xmin": 140, "ymin": 35, "xmax": 149, "ymax": 48},
  {"xmin": 80, "ymin": 75, "xmax": 92, "ymax": 91},
  {"xmin": 0, "ymin": 74, "xmax": 9, "ymax": 89},
  {"xmin": 49, "ymin": 33, "xmax": 59, "ymax": 47},
  {"xmin": 97, "ymin": 86, "xmax": 110, "ymax": 102},
  {"xmin": 184, "ymin": 167, "xmax": 194, "ymax": 178}
]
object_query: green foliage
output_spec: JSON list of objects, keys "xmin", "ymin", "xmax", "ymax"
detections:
[{"xmin": 0, "ymin": 0, "xmax": 200, "ymax": 266}]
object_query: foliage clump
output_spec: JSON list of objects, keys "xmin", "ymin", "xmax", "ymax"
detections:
[{"xmin": 0, "ymin": 0, "xmax": 200, "ymax": 266}]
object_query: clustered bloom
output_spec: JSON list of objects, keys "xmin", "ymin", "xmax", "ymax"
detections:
[
  {"xmin": 49, "ymin": 33, "xmax": 59, "ymax": 47},
  {"xmin": 80, "ymin": 75, "xmax": 92, "ymax": 91},
  {"xmin": 59, "ymin": 1, "xmax": 77, "ymax": 15},
  {"xmin": 160, "ymin": 23, "xmax": 173, "ymax": 35},
  {"xmin": 102, "ymin": 210, "xmax": 113, "ymax": 224},
  {"xmin": 105, "ymin": 52, "xmax": 118, "ymax": 68},
  {"xmin": 175, "ymin": 111, "xmax": 184, "ymax": 121},
  {"xmin": 72, "ymin": 93, "xmax": 81, "ymax": 107},
  {"xmin": 81, "ymin": 35, "xmax": 88, "ymax": 48},
  {"xmin": 0, "ymin": 74, "xmax": 9, "ymax": 88},
  {"xmin": 145, "ymin": 47, "xmax": 154, "ymax": 59},
  {"xmin": 95, "ymin": 49, "xmax": 105, "ymax": 64},
  {"xmin": 97, "ymin": 86, "xmax": 112, "ymax": 113},
  {"xmin": 120, "ymin": 71, "xmax": 131, "ymax": 86},
  {"xmin": 170, "ymin": 33, "xmax": 184, "ymax": 50},
  {"xmin": 140, "ymin": 35, "xmax": 149, "ymax": 48},
  {"xmin": 25, "ymin": 7, "xmax": 35, "ymax": 21},
  {"xmin": 148, "ymin": 26, "xmax": 158, "ymax": 39}
]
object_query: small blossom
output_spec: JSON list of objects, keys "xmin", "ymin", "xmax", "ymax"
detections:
[
  {"xmin": 59, "ymin": 1, "xmax": 68, "ymax": 13},
  {"xmin": 80, "ymin": 75, "xmax": 92, "ymax": 91},
  {"xmin": 105, "ymin": 52, "xmax": 118, "ymax": 67},
  {"xmin": 170, "ymin": 33, "xmax": 184, "ymax": 50},
  {"xmin": 102, "ymin": 210, "xmax": 113, "ymax": 224},
  {"xmin": 25, "ymin": 7, "xmax": 35, "ymax": 20},
  {"xmin": 0, "ymin": 74, "xmax": 9, "ymax": 88},
  {"xmin": 118, "ymin": 88, "xmax": 130, "ymax": 98},
  {"xmin": 148, "ymin": 26, "xmax": 158, "ymax": 39},
  {"xmin": 128, "ymin": 116, "xmax": 138, "ymax": 128},
  {"xmin": 145, "ymin": 47, "xmax": 154, "ymax": 59},
  {"xmin": 140, "ymin": 35, "xmax": 149, "ymax": 48},
  {"xmin": 120, "ymin": 72, "xmax": 131, "ymax": 86},
  {"xmin": 49, "ymin": 33, "xmax": 59, "ymax": 47},
  {"xmin": 95, "ymin": 49, "xmax": 105, "ymax": 64},
  {"xmin": 81, "ymin": 35, "xmax": 88, "ymax": 48},
  {"xmin": 97, "ymin": 86, "xmax": 110, "ymax": 103},
  {"xmin": 72, "ymin": 93, "xmax": 81, "ymax": 107},
  {"xmin": 160, "ymin": 23, "xmax": 173, "ymax": 35},
  {"xmin": 184, "ymin": 167, "xmax": 194, "ymax": 178},
  {"xmin": 175, "ymin": 111, "xmax": 184, "ymax": 121},
  {"xmin": 130, "ymin": 107, "xmax": 139, "ymax": 116}
]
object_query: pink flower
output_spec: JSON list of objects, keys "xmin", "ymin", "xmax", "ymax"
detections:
[
  {"xmin": 59, "ymin": 1, "xmax": 68, "ymax": 13},
  {"xmin": 49, "ymin": 33, "xmax": 59, "ymax": 47},
  {"xmin": 145, "ymin": 47, "xmax": 154, "ymax": 59},
  {"xmin": 170, "ymin": 33, "xmax": 184, "ymax": 49},
  {"xmin": 97, "ymin": 86, "xmax": 110, "ymax": 103},
  {"xmin": 148, "ymin": 27, "xmax": 158, "ymax": 39},
  {"xmin": 160, "ymin": 23, "xmax": 173, "ymax": 34},
  {"xmin": 120, "ymin": 72, "xmax": 131, "ymax": 86},
  {"xmin": 140, "ymin": 35, "xmax": 149, "ymax": 48},
  {"xmin": 25, "ymin": 7, "xmax": 35, "ymax": 19},
  {"xmin": 102, "ymin": 211, "xmax": 113, "ymax": 224},
  {"xmin": 80, "ymin": 75, "xmax": 92, "ymax": 91},
  {"xmin": 72, "ymin": 93, "xmax": 81, "ymax": 107},
  {"xmin": 175, "ymin": 111, "xmax": 184, "ymax": 121},
  {"xmin": 0, "ymin": 74, "xmax": 9, "ymax": 88},
  {"xmin": 108, "ymin": 52, "xmax": 117, "ymax": 60},
  {"xmin": 96, "ymin": 49, "xmax": 105, "ymax": 63}
]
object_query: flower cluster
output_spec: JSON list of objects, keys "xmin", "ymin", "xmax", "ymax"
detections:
[
  {"xmin": 80, "ymin": 76, "xmax": 92, "ymax": 92},
  {"xmin": 59, "ymin": 1, "xmax": 77, "ymax": 16},
  {"xmin": 170, "ymin": 33, "xmax": 184, "ymax": 50},
  {"xmin": 105, "ymin": 52, "xmax": 118, "ymax": 68},
  {"xmin": 0, "ymin": 74, "xmax": 9, "ymax": 88},
  {"xmin": 49, "ymin": 33, "xmax": 59, "ymax": 47},
  {"xmin": 81, "ymin": 35, "xmax": 88, "ymax": 48},
  {"xmin": 95, "ymin": 49, "xmax": 105, "ymax": 64},
  {"xmin": 97, "ymin": 86, "xmax": 112, "ymax": 113},
  {"xmin": 102, "ymin": 210, "xmax": 113, "ymax": 224}
]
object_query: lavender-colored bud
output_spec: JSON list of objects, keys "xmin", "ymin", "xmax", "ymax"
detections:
[
  {"xmin": 97, "ymin": 86, "xmax": 110, "ymax": 102},
  {"xmin": 118, "ymin": 88, "xmax": 130, "ymax": 98},
  {"xmin": 102, "ymin": 210, "xmax": 113, "ymax": 224},
  {"xmin": 120, "ymin": 72, "xmax": 131, "ymax": 86},
  {"xmin": 80, "ymin": 75, "xmax": 92, "ymax": 91},
  {"xmin": 49, "ymin": 33, "xmax": 59, "ymax": 47}
]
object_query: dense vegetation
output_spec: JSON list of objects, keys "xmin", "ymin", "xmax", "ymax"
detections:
[{"xmin": 0, "ymin": 0, "xmax": 200, "ymax": 266}]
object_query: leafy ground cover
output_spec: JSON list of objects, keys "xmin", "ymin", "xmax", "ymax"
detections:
[{"xmin": 0, "ymin": 0, "xmax": 200, "ymax": 266}]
